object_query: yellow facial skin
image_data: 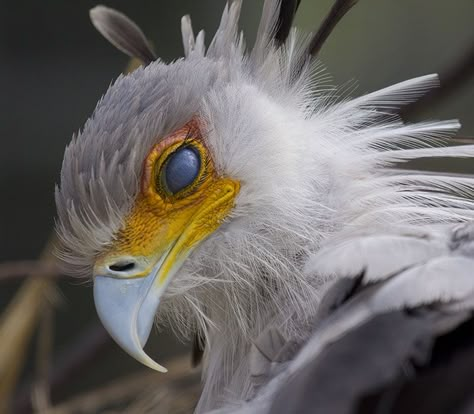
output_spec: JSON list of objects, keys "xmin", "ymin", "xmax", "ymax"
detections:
[
  {"xmin": 92, "ymin": 119, "xmax": 240, "ymax": 372},
  {"xmin": 96, "ymin": 120, "xmax": 240, "ymax": 286}
]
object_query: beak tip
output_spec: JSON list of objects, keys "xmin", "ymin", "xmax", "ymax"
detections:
[
  {"xmin": 136, "ymin": 349, "xmax": 168, "ymax": 372},
  {"xmin": 94, "ymin": 274, "xmax": 167, "ymax": 372},
  {"xmin": 156, "ymin": 364, "xmax": 168, "ymax": 373}
]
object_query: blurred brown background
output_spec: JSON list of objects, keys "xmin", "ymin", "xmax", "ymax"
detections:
[{"xmin": 1, "ymin": 0, "xmax": 473, "ymax": 412}]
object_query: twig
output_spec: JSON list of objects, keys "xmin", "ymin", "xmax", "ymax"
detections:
[
  {"xmin": 13, "ymin": 323, "xmax": 113, "ymax": 414},
  {"xmin": 34, "ymin": 355, "xmax": 199, "ymax": 414},
  {"xmin": 32, "ymin": 304, "xmax": 55, "ymax": 412},
  {"xmin": 0, "ymin": 260, "xmax": 61, "ymax": 282},
  {"xmin": 0, "ymin": 238, "xmax": 57, "ymax": 414}
]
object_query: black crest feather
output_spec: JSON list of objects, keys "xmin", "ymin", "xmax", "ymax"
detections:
[
  {"xmin": 307, "ymin": 0, "xmax": 359, "ymax": 58},
  {"xmin": 274, "ymin": 0, "xmax": 302, "ymax": 45}
]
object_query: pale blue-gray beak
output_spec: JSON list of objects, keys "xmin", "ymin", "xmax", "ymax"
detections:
[{"xmin": 93, "ymin": 258, "xmax": 169, "ymax": 372}]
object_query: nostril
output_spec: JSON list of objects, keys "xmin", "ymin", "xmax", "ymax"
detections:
[{"xmin": 108, "ymin": 261, "xmax": 136, "ymax": 273}]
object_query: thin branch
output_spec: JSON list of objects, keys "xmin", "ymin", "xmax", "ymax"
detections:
[
  {"xmin": 0, "ymin": 248, "xmax": 57, "ymax": 413},
  {"xmin": 13, "ymin": 323, "xmax": 113, "ymax": 414},
  {"xmin": 32, "ymin": 305, "xmax": 54, "ymax": 412},
  {"xmin": 33, "ymin": 355, "xmax": 199, "ymax": 414},
  {"xmin": 0, "ymin": 260, "xmax": 61, "ymax": 282}
]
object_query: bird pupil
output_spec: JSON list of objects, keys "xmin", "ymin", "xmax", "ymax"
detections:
[{"xmin": 162, "ymin": 146, "xmax": 201, "ymax": 194}]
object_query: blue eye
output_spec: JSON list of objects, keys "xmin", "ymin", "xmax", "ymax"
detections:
[{"xmin": 162, "ymin": 146, "xmax": 201, "ymax": 194}]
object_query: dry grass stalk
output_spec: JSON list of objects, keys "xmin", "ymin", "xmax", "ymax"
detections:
[
  {"xmin": 0, "ymin": 238, "xmax": 57, "ymax": 414},
  {"xmin": 0, "ymin": 261, "xmax": 59, "ymax": 282},
  {"xmin": 37, "ymin": 355, "xmax": 200, "ymax": 414}
]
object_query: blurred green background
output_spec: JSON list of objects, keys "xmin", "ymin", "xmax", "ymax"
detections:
[{"xmin": 1, "ymin": 0, "xmax": 473, "ymax": 412}]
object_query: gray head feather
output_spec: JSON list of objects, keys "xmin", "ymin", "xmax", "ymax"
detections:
[
  {"xmin": 56, "ymin": 1, "xmax": 474, "ymax": 411},
  {"xmin": 55, "ymin": 58, "xmax": 227, "ymax": 273},
  {"xmin": 55, "ymin": 1, "xmax": 314, "ymax": 275}
]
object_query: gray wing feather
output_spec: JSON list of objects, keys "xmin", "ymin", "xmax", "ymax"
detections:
[
  {"xmin": 300, "ymin": 223, "xmax": 474, "ymax": 362},
  {"xmin": 306, "ymin": 233, "xmax": 448, "ymax": 282},
  {"xmin": 269, "ymin": 222, "xmax": 474, "ymax": 413},
  {"xmin": 269, "ymin": 310, "xmax": 471, "ymax": 414},
  {"xmin": 226, "ymin": 223, "xmax": 474, "ymax": 413},
  {"xmin": 371, "ymin": 256, "xmax": 474, "ymax": 311}
]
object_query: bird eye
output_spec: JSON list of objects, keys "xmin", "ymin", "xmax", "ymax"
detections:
[{"xmin": 160, "ymin": 145, "xmax": 201, "ymax": 195}]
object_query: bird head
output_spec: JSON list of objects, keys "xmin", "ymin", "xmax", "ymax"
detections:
[
  {"xmin": 55, "ymin": 2, "xmax": 329, "ymax": 371},
  {"xmin": 56, "ymin": 0, "xmax": 464, "ymax": 375}
]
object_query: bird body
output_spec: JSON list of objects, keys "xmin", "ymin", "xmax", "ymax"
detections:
[{"xmin": 55, "ymin": 1, "xmax": 474, "ymax": 412}]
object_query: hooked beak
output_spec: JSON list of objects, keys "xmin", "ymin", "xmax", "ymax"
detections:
[
  {"xmin": 92, "ymin": 178, "xmax": 240, "ymax": 372},
  {"xmin": 93, "ymin": 252, "xmax": 178, "ymax": 373}
]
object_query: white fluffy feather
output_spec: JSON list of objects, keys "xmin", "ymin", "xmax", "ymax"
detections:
[{"xmin": 55, "ymin": 1, "xmax": 474, "ymax": 412}]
